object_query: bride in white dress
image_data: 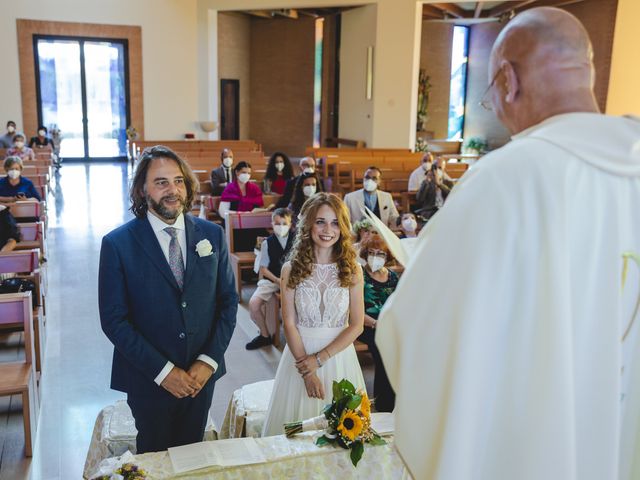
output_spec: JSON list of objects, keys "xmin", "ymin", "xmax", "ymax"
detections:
[{"xmin": 262, "ymin": 193, "xmax": 366, "ymax": 437}]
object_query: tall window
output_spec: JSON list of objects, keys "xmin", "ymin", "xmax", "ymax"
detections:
[
  {"xmin": 447, "ymin": 26, "xmax": 469, "ymax": 140},
  {"xmin": 313, "ymin": 18, "xmax": 324, "ymax": 148}
]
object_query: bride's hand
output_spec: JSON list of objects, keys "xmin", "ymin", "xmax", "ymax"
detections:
[
  {"xmin": 303, "ymin": 373, "xmax": 325, "ymax": 400},
  {"xmin": 296, "ymin": 355, "xmax": 319, "ymax": 377}
]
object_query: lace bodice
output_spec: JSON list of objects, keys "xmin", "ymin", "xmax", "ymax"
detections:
[{"xmin": 294, "ymin": 263, "xmax": 349, "ymax": 328}]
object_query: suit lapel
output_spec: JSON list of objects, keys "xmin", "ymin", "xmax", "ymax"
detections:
[
  {"xmin": 131, "ymin": 217, "xmax": 180, "ymax": 290},
  {"xmin": 183, "ymin": 215, "xmax": 201, "ymax": 289}
]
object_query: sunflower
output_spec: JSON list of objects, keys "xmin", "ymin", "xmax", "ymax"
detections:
[
  {"xmin": 359, "ymin": 392, "xmax": 371, "ymax": 419},
  {"xmin": 337, "ymin": 410, "xmax": 364, "ymax": 441}
]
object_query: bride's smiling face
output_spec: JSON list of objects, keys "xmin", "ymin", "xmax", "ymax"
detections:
[{"xmin": 311, "ymin": 204, "xmax": 340, "ymax": 248}]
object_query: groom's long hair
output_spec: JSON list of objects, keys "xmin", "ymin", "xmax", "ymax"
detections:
[{"xmin": 129, "ymin": 145, "xmax": 199, "ymax": 219}]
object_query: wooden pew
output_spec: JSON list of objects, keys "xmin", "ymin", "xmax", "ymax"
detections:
[
  {"xmin": 16, "ymin": 223, "xmax": 46, "ymax": 256},
  {"xmin": 0, "ymin": 292, "xmax": 39, "ymax": 457},
  {"xmin": 0, "ymin": 250, "xmax": 46, "ymax": 374},
  {"xmin": 224, "ymin": 211, "xmax": 273, "ymax": 299},
  {"xmin": 7, "ymin": 201, "xmax": 46, "ymax": 225}
]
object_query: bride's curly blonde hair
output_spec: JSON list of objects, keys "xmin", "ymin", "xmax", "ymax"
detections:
[{"xmin": 287, "ymin": 192, "xmax": 359, "ymax": 289}]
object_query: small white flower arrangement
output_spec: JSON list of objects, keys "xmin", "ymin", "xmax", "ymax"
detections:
[{"xmin": 195, "ymin": 239, "xmax": 213, "ymax": 257}]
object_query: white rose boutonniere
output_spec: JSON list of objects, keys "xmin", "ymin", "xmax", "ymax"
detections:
[{"xmin": 196, "ymin": 239, "xmax": 214, "ymax": 257}]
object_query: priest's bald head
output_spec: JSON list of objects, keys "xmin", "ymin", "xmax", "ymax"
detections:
[{"xmin": 488, "ymin": 7, "xmax": 599, "ymax": 134}]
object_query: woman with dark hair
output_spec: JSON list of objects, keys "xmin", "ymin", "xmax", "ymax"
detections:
[
  {"xmin": 263, "ymin": 152, "xmax": 293, "ymax": 195},
  {"xmin": 220, "ymin": 161, "xmax": 264, "ymax": 213},
  {"xmin": 288, "ymin": 172, "xmax": 324, "ymax": 218},
  {"xmin": 262, "ymin": 192, "xmax": 366, "ymax": 436},
  {"xmin": 357, "ymin": 234, "xmax": 398, "ymax": 412},
  {"xmin": 29, "ymin": 126, "xmax": 51, "ymax": 149}
]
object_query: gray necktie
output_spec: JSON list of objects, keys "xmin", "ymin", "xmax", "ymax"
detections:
[{"xmin": 164, "ymin": 227, "xmax": 184, "ymax": 289}]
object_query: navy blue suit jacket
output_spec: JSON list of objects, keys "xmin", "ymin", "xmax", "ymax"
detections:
[{"xmin": 98, "ymin": 213, "xmax": 238, "ymax": 397}]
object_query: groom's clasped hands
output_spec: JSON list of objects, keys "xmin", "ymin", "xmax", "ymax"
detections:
[{"xmin": 160, "ymin": 360, "xmax": 215, "ymax": 399}]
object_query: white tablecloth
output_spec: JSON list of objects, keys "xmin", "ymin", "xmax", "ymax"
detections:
[
  {"xmin": 91, "ymin": 420, "xmax": 409, "ymax": 479},
  {"xmin": 84, "ymin": 400, "xmax": 218, "ymax": 479},
  {"xmin": 219, "ymin": 379, "xmax": 274, "ymax": 438}
]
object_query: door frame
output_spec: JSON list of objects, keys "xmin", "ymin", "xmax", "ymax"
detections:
[
  {"xmin": 220, "ymin": 79, "xmax": 240, "ymax": 140},
  {"xmin": 32, "ymin": 34, "xmax": 132, "ymax": 162}
]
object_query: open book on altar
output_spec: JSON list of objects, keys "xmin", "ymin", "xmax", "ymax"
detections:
[
  {"xmin": 363, "ymin": 207, "xmax": 418, "ymax": 267},
  {"xmin": 168, "ymin": 437, "xmax": 266, "ymax": 474}
]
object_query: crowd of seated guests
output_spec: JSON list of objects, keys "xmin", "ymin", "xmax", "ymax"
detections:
[{"xmin": 262, "ymin": 152, "xmax": 294, "ymax": 195}]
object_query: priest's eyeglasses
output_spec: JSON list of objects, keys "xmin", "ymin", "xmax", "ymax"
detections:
[{"xmin": 479, "ymin": 70, "xmax": 501, "ymax": 111}]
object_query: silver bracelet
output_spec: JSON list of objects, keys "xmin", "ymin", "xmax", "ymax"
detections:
[{"xmin": 315, "ymin": 352, "xmax": 323, "ymax": 368}]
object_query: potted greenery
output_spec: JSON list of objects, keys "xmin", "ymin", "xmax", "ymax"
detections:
[{"xmin": 463, "ymin": 137, "xmax": 488, "ymax": 155}]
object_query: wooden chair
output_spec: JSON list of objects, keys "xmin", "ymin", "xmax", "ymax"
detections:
[
  {"xmin": 224, "ymin": 211, "xmax": 273, "ymax": 299},
  {"xmin": 16, "ymin": 222, "xmax": 46, "ymax": 256},
  {"xmin": 0, "ymin": 292, "xmax": 39, "ymax": 457},
  {"xmin": 0, "ymin": 250, "xmax": 46, "ymax": 374}
]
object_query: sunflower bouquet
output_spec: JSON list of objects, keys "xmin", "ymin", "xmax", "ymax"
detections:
[{"xmin": 284, "ymin": 379, "xmax": 386, "ymax": 466}]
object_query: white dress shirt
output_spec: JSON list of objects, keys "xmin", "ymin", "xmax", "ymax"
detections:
[
  {"xmin": 407, "ymin": 165, "xmax": 427, "ymax": 191},
  {"xmin": 147, "ymin": 211, "xmax": 218, "ymax": 385}
]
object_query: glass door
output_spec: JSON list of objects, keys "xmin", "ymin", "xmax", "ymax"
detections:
[{"xmin": 34, "ymin": 36, "xmax": 130, "ymax": 161}]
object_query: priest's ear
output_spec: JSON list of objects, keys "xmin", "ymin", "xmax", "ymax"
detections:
[{"xmin": 499, "ymin": 60, "xmax": 519, "ymax": 104}]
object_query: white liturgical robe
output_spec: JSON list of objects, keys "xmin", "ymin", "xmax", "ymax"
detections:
[{"xmin": 377, "ymin": 113, "xmax": 640, "ymax": 480}]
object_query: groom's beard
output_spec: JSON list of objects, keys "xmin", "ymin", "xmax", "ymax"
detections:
[{"xmin": 146, "ymin": 194, "xmax": 185, "ymax": 221}]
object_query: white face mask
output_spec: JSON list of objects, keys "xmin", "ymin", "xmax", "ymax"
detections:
[
  {"xmin": 367, "ymin": 255, "xmax": 385, "ymax": 272},
  {"xmin": 14, "ymin": 141, "xmax": 24, "ymax": 149},
  {"xmin": 222, "ymin": 157, "xmax": 233, "ymax": 168},
  {"xmin": 275, "ymin": 162, "xmax": 285, "ymax": 172},
  {"xmin": 273, "ymin": 224, "xmax": 290, "ymax": 238},
  {"xmin": 422, "ymin": 161, "xmax": 433, "ymax": 171},
  {"xmin": 302, "ymin": 167, "xmax": 315, "ymax": 175},
  {"xmin": 402, "ymin": 218, "xmax": 417, "ymax": 232},
  {"xmin": 38, "ymin": 130, "xmax": 46, "ymax": 136},
  {"xmin": 303, "ymin": 185, "xmax": 316, "ymax": 197},
  {"xmin": 7, "ymin": 169, "xmax": 21, "ymax": 180},
  {"xmin": 363, "ymin": 179, "xmax": 378, "ymax": 192},
  {"xmin": 7, "ymin": 126, "xmax": 15, "ymax": 134},
  {"xmin": 237, "ymin": 172, "xmax": 251, "ymax": 184}
]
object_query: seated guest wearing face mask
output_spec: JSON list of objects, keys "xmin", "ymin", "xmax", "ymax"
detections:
[
  {"xmin": 275, "ymin": 156, "xmax": 324, "ymax": 208},
  {"xmin": 407, "ymin": 152, "xmax": 435, "ymax": 192},
  {"xmin": 0, "ymin": 204, "xmax": 20, "ymax": 253},
  {"xmin": 7, "ymin": 133, "xmax": 36, "ymax": 162},
  {"xmin": 414, "ymin": 159, "xmax": 455, "ymax": 221},
  {"xmin": 288, "ymin": 172, "xmax": 324, "ymax": 218},
  {"xmin": 357, "ymin": 235, "xmax": 398, "ymax": 412},
  {"xmin": 0, "ymin": 156, "xmax": 42, "ymax": 202},
  {"xmin": 343, "ymin": 166, "xmax": 399, "ymax": 228},
  {"xmin": 246, "ymin": 208, "xmax": 295, "ymax": 350},
  {"xmin": 0, "ymin": 121, "xmax": 17, "ymax": 149},
  {"xmin": 210, "ymin": 148, "xmax": 235, "ymax": 196},
  {"xmin": 29, "ymin": 126, "xmax": 51, "ymax": 149},
  {"xmin": 397, "ymin": 212, "xmax": 419, "ymax": 239},
  {"xmin": 263, "ymin": 152, "xmax": 294, "ymax": 195},
  {"xmin": 220, "ymin": 161, "xmax": 264, "ymax": 212}
]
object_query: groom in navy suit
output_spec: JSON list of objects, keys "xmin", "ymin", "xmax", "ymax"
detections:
[{"xmin": 99, "ymin": 146, "xmax": 238, "ymax": 453}]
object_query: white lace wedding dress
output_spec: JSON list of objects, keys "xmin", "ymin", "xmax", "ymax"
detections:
[{"xmin": 262, "ymin": 263, "xmax": 366, "ymax": 437}]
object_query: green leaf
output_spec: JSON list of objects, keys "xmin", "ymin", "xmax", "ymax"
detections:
[
  {"xmin": 338, "ymin": 379, "xmax": 356, "ymax": 396},
  {"xmin": 346, "ymin": 394, "xmax": 362, "ymax": 410},
  {"xmin": 315, "ymin": 435, "xmax": 331, "ymax": 447},
  {"xmin": 333, "ymin": 381, "xmax": 342, "ymax": 401},
  {"xmin": 350, "ymin": 441, "xmax": 364, "ymax": 467},
  {"xmin": 368, "ymin": 434, "xmax": 387, "ymax": 446}
]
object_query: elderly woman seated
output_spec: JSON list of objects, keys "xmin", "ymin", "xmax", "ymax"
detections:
[
  {"xmin": 357, "ymin": 234, "xmax": 398, "ymax": 412},
  {"xmin": 0, "ymin": 156, "xmax": 42, "ymax": 202},
  {"xmin": 6, "ymin": 133, "xmax": 36, "ymax": 162}
]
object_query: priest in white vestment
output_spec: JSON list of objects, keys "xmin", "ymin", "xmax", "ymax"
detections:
[{"xmin": 377, "ymin": 7, "xmax": 640, "ymax": 480}]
